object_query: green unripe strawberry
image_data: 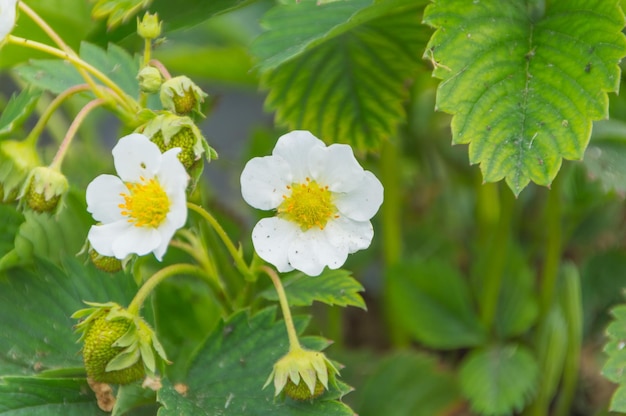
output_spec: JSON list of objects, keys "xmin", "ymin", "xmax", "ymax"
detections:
[
  {"xmin": 82, "ymin": 314, "xmax": 145, "ymax": 384},
  {"xmin": 89, "ymin": 249, "xmax": 123, "ymax": 273},
  {"xmin": 283, "ymin": 377, "xmax": 325, "ymax": 401},
  {"xmin": 150, "ymin": 128, "xmax": 197, "ymax": 169},
  {"xmin": 21, "ymin": 166, "xmax": 68, "ymax": 213},
  {"xmin": 159, "ymin": 76, "xmax": 207, "ymax": 116}
]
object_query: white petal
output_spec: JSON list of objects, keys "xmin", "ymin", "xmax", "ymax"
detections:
[
  {"xmin": 166, "ymin": 192, "xmax": 188, "ymax": 229},
  {"xmin": 272, "ymin": 131, "xmax": 324, "ymax": 182},
  {"xmin": 157, "ymin": 147, "xmax": 189, "ymax": 193},
  {"xmin": 324, "ymin": 217, "xmax": 373, "ymax": 254},
  {"xmin": 0, "ymin": 0, "xmax": 18, "ymax": 41},
  {"xmin": 334, "ymin": 171, "xmax": 384, "ymax": 221},
  {"xmin": 112, "ymin": 225, "xmax": 161, "ymax": 259},
  {"xmin": 308, "ymin": 144, "xmax": 365, "ymax": 193},
  {"xmin": 241, "ymin": 155, "xmax": 292, "ymax": 210},
  {"xmin": 288, "ymin": 228, "xmax": 348, "ymax": 276},
  {"xmin": 252, "ymin": 217, "xmax": 299, "ymax": 273},
  {"xmin": 88, "ymin": 221, "xmax": 132, "ymax": 257},
  {"xmin": 86, "ymin": 174, "xmax": 127, "ymax": 223},
  {"xmin": 113, "ymin": 133, "xmax": 162, "ymax": 182},
  {"xmin": 153, "ymin": 218, "xmax": 179, "ymax": 261}
]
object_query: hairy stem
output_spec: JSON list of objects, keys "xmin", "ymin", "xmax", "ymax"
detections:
[{"xmin": 262, "ymin": 266, "xmax": 301, "ymax": 350}]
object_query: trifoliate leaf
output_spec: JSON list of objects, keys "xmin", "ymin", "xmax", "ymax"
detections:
[
  {"xmin": 459, "ymin": 344, "xmax": 538, "ymax": 416},
  {"xmin": 259, "ymin": 269, "xmax": 366, "ymax": 309},
  {"xmin": 423, "ymin": 0, "xmax": 626, "ymax": 195},
  {"xmin": 0, "ymin": 88, "xmax": 42, "ymax": 139},
  {"xmin": 253, "ymin": 0, "xmax": 429, "ymax": 150},
  {"xmin": 157, "ymin": 308, "xmax": 353, "ymax": 415},
  {"xmin": 90, "ymin": 0, "xmax": 152, "ymax": 29},
  {"xmin": 0, "ymin": 377, "xmax": 106, "ymax": 415}
]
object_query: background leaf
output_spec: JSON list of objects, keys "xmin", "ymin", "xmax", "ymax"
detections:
[
  {"xmin": 584, "ymin": 119, "xmax": 626, "ymax": 195},
  {"xmin": 90, "ymin": 0, "xmax": 151, "ymax": 29},
  {"xmin": 259, "ymin": 269, "xmax": 366, "ymax": 309},
  {"xmin": 423, "ymin": 0, "xmax": 626, "ymax": 195},
  {"xmin": 157, "ymin": 308, "xmax": 353, "ymax": 415},
  {"xmin": 253, "ymin": 0, "xmax": 428, "ymax": 149},
  {"xmin": 387, "ymin": 257, "xmax": 486, "ymax": 349},
  {"xmin": 0, "ymin": 377, "xmax": 106, "ymax": 415},
  {"xmin": 0, "ymin": 88, "xmax": 42, "ymax": 139}
]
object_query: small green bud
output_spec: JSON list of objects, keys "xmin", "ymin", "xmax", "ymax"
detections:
[
  {"xmin": 160, "ymin": 76, "xmax": 208, "ymax": 116},
  {"xmin": 283, "ymin": 377, "xmax": 326, "ymax": 401},
  {"xmin": 137, "ymin": 66, "xmax": 163, "ymax": 94},
  {"xmin": 89, "ymin": 249, "xmax": 123, "ymax": 273},
  {"xmin": 73, "ymin": 302, "xmax": 169, "ymax": 385},
  {"xmin": 22, "ymin": 166, "xmax": 68, "ymax": 213},
  {"xmin": 137, "ymin": 12, "xmax": 161, "ymax": 40},
  {"xmin": 0, "ymin": 139, "xmax": 41, "ymax": 203}
]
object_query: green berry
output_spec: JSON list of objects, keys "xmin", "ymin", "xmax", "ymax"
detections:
[
  {"xmin": 283, "ymin": 378, "xmax": 325, "ymax": 401},
  {"xmin": 150, "ymin": 128, "xmax": 196, "ymax": 169},
  {"xmin": 89, "ymin": 249, "xmax": 123, "ymax": 273},
  {"xmin": 82, "ymin": 314, "xmax": 145, "ymax": 384}
]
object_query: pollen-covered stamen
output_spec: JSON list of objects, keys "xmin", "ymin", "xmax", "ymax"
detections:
[
  {"xmin": 118, "ymin": 176, "xmax": 170, "ymax": 228},
  {"xmin": 278, "ymin": 177, "xmax": 337, "ymax": 230}
]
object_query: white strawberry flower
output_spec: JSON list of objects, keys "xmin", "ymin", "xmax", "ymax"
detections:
[
  {"xmin": 86, "ymin": 133, "xmax": 188, "ymax": 261},
  {"xmin": 240, "ymin": 130, "xmax": 383, "ymax": 276},
  {"xmin": 0, "ymin": 0, "xmax": 18, "ymax": 44}
]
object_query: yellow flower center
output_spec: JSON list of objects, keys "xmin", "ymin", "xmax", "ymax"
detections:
[
  {"xmin": 278, "ymin": 178, "xmax": 337, "ymax": 231},
  {"xmin": 118, "ymin": 177, "xmax": 170, "ymax": 228}
]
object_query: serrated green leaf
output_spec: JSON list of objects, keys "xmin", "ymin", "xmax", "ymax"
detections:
[
  {"xmin": 157, "ymin": 308, "xmax": 354, "ymax": 415},
  {"xmin": 459, "ymin": 344, "xmax": 538, "ymax": 416},
  {"xmin": 354, "ymin": 351, "xmax": 461, "ymax": 416},
  {"xmin": 254, "ymin": 0, "xmax": 428, "ymax": 149},
  {"xmin": 91, "ymin": 0, "xmax": 151, "ymax": 29},
  {"xmin": 387, "ymin": 257, "xmax": 486, "ymax": 349},
  {"xmin": 0, "ymin": 88, "xmax": 42, "ymax": 139},
  {"xmin": 584, "ymin": 119, "xmax": 626, "ymax": 194},
  {"xmin": 0, "ymin": 377, "xmax": 106, "ymax": 415},
  {"xmin": 0, "ymin": 259, "xmax": 136, "ymax": 375},
  {"xmin": 14, "ymin": 42, "xmax": 140, "ymax": 98},
  {"xmin": 260, "ymin": 269, "xmax": 366, "ymax": 309},
  {"xmin": 423, "ymin": 0, "xmax": 626, "ymax": 195}
]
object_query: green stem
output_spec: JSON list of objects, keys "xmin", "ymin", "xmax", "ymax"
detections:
[
  {"xmin": 49, "ymin": 98, "xmax": 106, "ymax": 170},
  {"xmin": 24, "ymin": 84, "xmax": 91, "ymax": 146},
  {"xmin": 262, "ymin": 266, "xmax": 301, "ymax": 350},
  {"xmin": 479, "ymin": 183, "xmax": 514, "ymax": 329},
  {"xmin": 6, "ymin": 35, "xmax": 138, "ymax": 115},
  {"xmin": 187, "ymin": 202, "xmax": 253, "ymax": 280},
  {"xmin": 128, "ymin": 264, "xmax": 205, "ymax": 315},
  {"xmin": 539, "ymin": 173, "xmax": 563, "ymax": 317}
]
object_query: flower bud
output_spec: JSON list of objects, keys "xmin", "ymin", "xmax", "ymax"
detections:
[
  {"xmin": 137, "ymin": 12, "xmax": 161, "ymax": 40},
  {"xmin": 72, "ymin": 302, "xmax": 169, "ymax": 385},
  {"xmin": 139, "ymin": 113, "xmax": 216, "ymax": 171},
  {"xmin": 137, "ymin": 66, "xmax": 163, "ymax": 94},
  {"xmin": 21, "ymin": 166, "xmax": 68, "ymax": 213},
  {"xmin": 264, "ymin": 347, "xmax": 339, "ymax": 400},
  {"xmin": 160, "ymin": 76, "xmax": 208, "ymax": 116},
  {"xmin": 0, "ymin": 139, "xmax": 41, "ymax": 203}
]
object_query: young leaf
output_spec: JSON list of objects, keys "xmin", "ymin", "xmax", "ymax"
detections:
[
  {"xmin": 259, "ymin": 269, "xmax": 366, "ymax": 309},
  {"xmin": 387, "ymin": 257, "xmax": 486, "ymax": 349},
  {"xmin": 459, "ymin": 344, "xmax": 539, "ymax": 416},
  {"xmin": 253, "ymin": 0, "xmax": 429, "ymax": 149},
  {"xmin": 0, "ymin": 88, "xmax": 42, "ymax": 139},
  {"xmin": 423, "ymin": 0, "xmax": 626, "ymax": 195},
  {"xmin": 353, "ymin": 351, "xmax": 462, "ymax": 416},
  {"xmin": 0, "ymin": 377, "xmax": 106, "ymax": 415},
  {"xmin": 0, "ymin": 259, "xmax": 136, "ymax": 375},
  {"xmin": 157, "ymin": 308, "xmax": 354, "ymax": 415}
]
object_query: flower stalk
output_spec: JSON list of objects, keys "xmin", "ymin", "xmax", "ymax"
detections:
[{"xmin": 262, "ymin": 265, "xmax": 301, "ymax": 350}]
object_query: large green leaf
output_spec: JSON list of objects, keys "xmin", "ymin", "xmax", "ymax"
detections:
[
  {"xmin": 423, "ymin": 0, "xmax": 626, "ymax": 195},
  {"xmin": 0, "ymin": 377, "xmax": 106, "ymax": 415},
  {"xmin": 0, "ymin": 259, "xmax": 136, "ymax": 376},
  {"xmin": 252, "ymin": 0, "xmax": 428, "ymax": 149},
  {"xmin": 459, "ymin": 344, "xmax": 538, "ymax": 416},
  {"xmin": 353, "ymin": 351, "xmax": 461, "ymax": 416},
  {"xmin": 259, "ymin": 269, "xmax": 366, "ymax": 309},
  {"xmin": 0, "ymin": 88, "xmax": 42, "ymax": 139},
  {"xmin": 387, "ymin": 257, "xmax": 486, "ymax": 349},
  {"xmin": 14, "ymin": 42, "xmax": 140, "ymax": 98},
  {"xmin": 157, "ymin": 308, "xmax": 353, "ymax": 415}
]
